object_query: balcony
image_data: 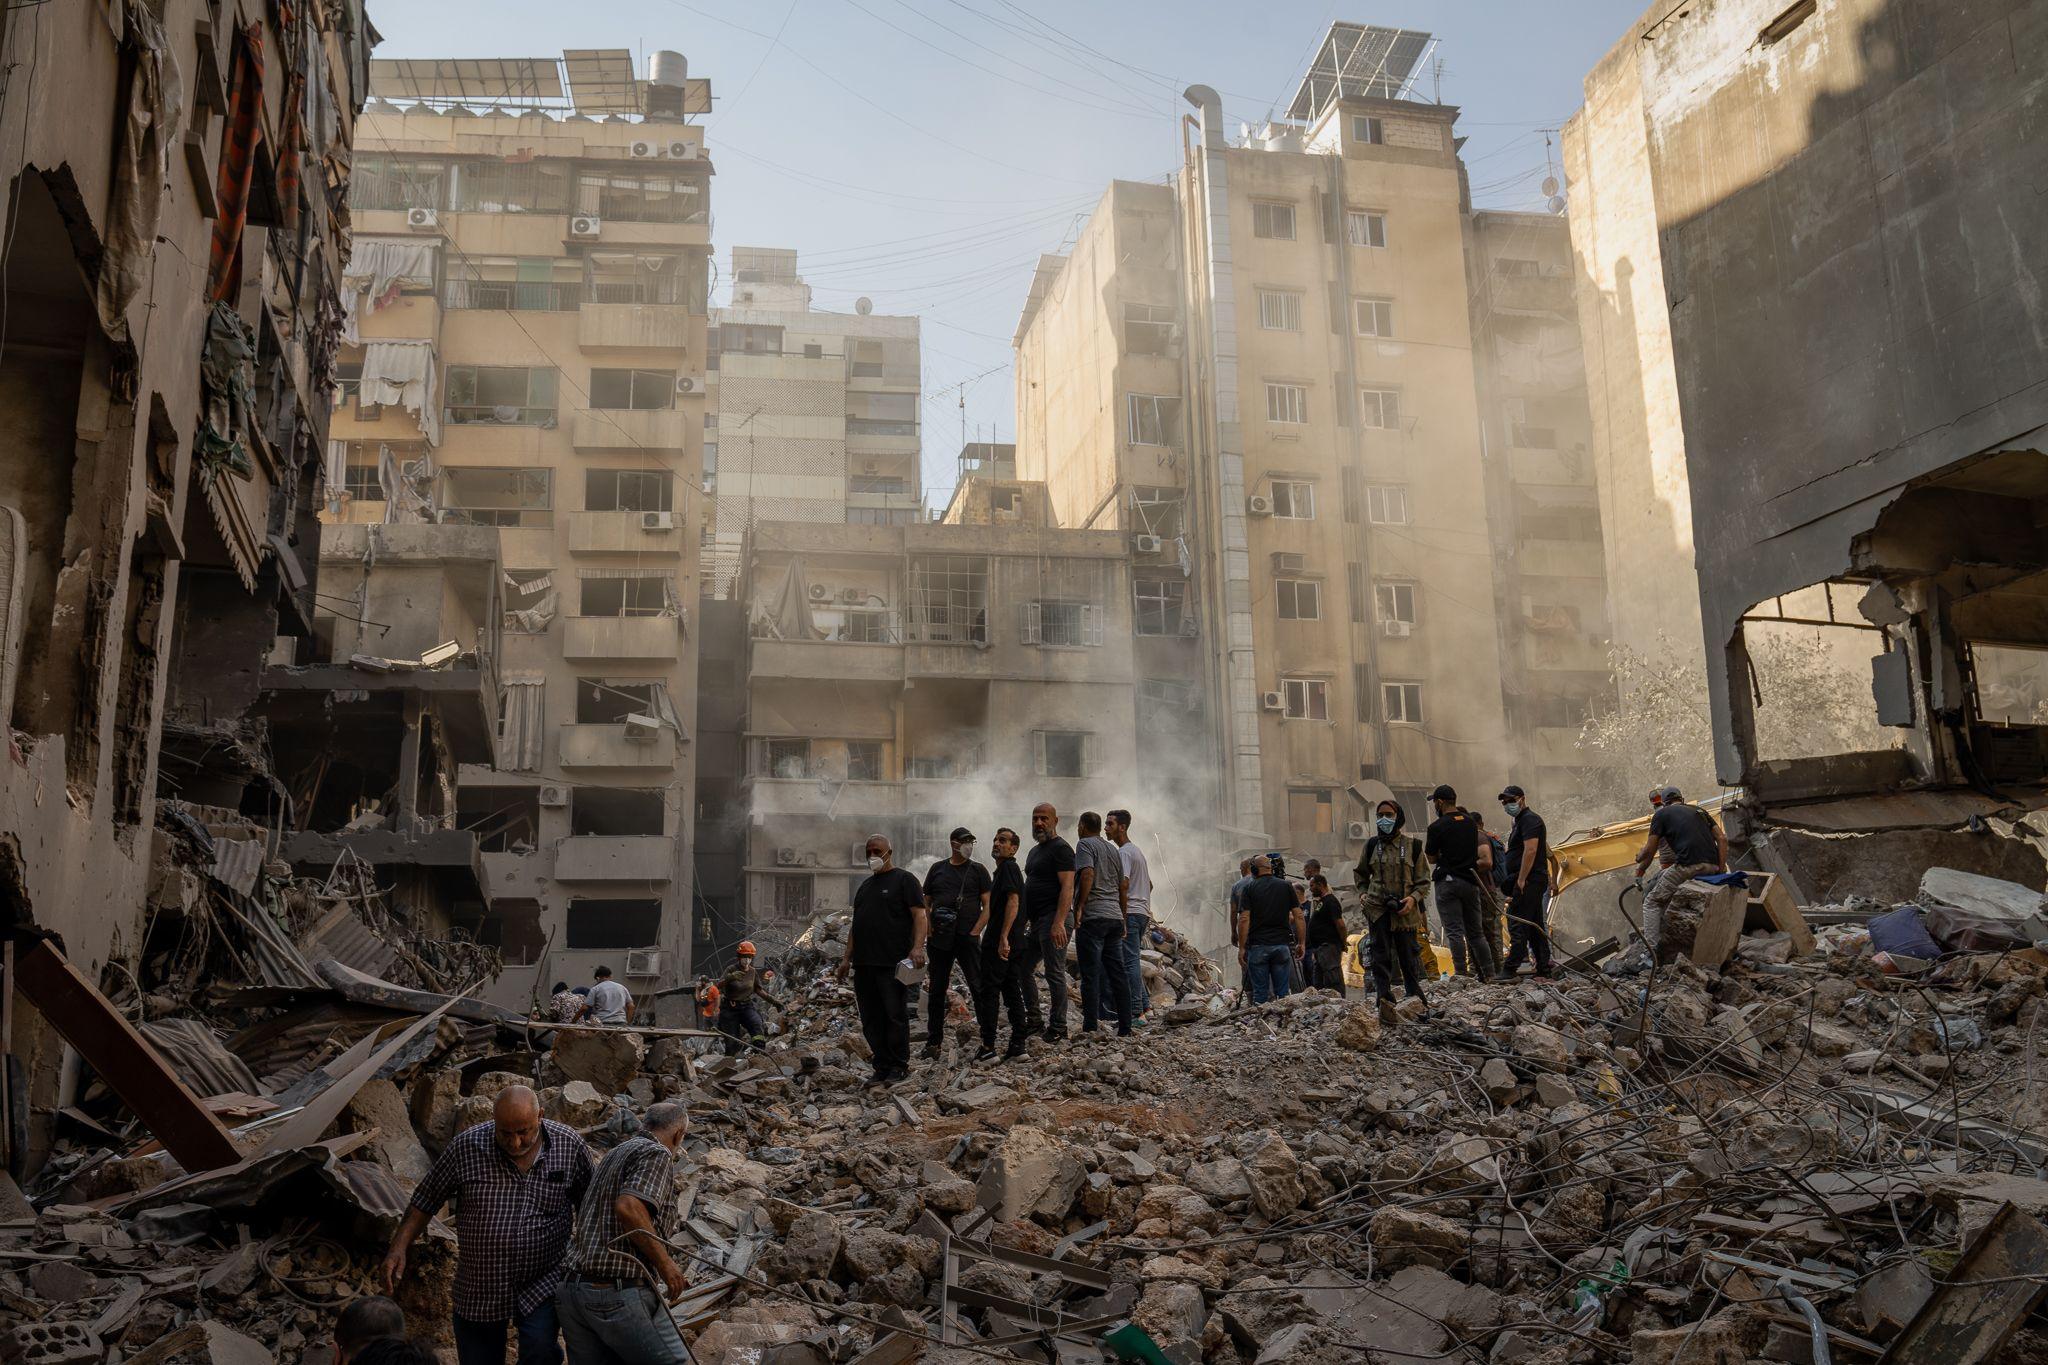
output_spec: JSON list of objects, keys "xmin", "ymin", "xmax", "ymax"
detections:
[
  {"xmin": 577, "ymin": 216, "xmax": 711, "ymax": 251},
  {"xmin": 558, "ymin": 723, "xmax": 679, "ymax": 770},
  {"xmin": 564, "ymin": 614, "xmax": 684, "ymax": 661},
  {"xmin": 749, "ymin": 637, "xmax": 903, "ymax": 683},
  {"xmin": 1517, "ymin": 538, "xmax": 1606, "ymax": 580},
  {"xmin": 846, "ymin": 490, "xmax": 921, "ymax": 515},
  {"xmin": 1528, "ymin": 726, "xmax": 1588, "ymax": 767},
  {"xmin": 571, "ymin": 407, "xmax": 689, "ymax": 452},
  {"xmin": 444, "ymin": 279, "xmax": 580, "ymax": 312},
  {"xmin": 567, "ymin": 511, "xmax": 685, "ymax": 556},
  {"xmin": 579, "ymin": 302, "xmax": 693, "ymax": 352},
  {"xmin": 554, "ymin": 835, "xmax": 674, "ymax": 882},
  {"xmin": 745, "ymin": 777, "xmax": 906, "ymax": 821},
  {"xmin": 1488, "ymin": 270, "xmax": 1575, "ymax": 316}
]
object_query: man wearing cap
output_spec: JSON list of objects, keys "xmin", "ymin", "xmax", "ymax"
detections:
[
  {"xmin": 1497, "ymin": 785, "xmax": 1553, "ymax": 978},
  {"xmin": 1633, "ymin": 787, "xmax": 1727, "ymax": 958},
  {"xmin": 1423, "ymin": 785, "xmax": 1498, "ymax": 981},
  {"xmin": 919, "ymin": 826, "xmax": 992, "ymax": 1060},
  {"xmin": 716, "ymin": 942, "xmax": 784, "ymax": 1055}
]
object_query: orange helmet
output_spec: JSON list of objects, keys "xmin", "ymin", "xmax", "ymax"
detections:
[{"xmin": 736, "ymin": 941, "xmax": 756, "ymax": 957}]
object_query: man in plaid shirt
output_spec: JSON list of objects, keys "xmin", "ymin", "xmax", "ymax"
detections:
[
  {"xmin": 555, "ymin": 1102, "xmax": 691, "ymax": 1364},
  {"xmin": 381, "ymin": 1086, "xmax": 592, "ymax": 1365}
]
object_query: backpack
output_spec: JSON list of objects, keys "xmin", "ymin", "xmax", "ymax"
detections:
[{"xmin": 1486, "ymin": 832, "xmax": 1512, "ymax": 891}]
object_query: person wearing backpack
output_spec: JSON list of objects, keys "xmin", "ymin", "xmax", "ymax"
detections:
[
  {"xmin": 1351, "ymin": 799, "xmax": 1432, "ymax": 1023},
  {"xmin": 1471, "ymin": 810, "xmax": 1511, "ymax": 973},
  {"xmin": 1422, "ymin": 786, "xmax": 1499, "ymax": 981}
]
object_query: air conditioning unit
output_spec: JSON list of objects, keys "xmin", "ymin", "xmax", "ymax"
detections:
[
  {"xmin": 1132, "ymin": 534, "xmax": 1163, "ymax": 555},
  {"xmin": 405, "ymin": 206, "xmax": 439, "ymax": 232},
  {"xmin": 1346, "ymin": 820, "xmax": 1369, "ymax": 841},
  {"xmin": 675, "ymin": 375, "xmax": 700, "ymax": 395},
  {"xmin": 1383, "ymin": 620, "xmax": 1413, "ymax": 639},
  {"xmin": 569, "ymin": 215, "xmax": 602, "ymax": 238},
  {"xmin": 629, "ymin": 139, "xmax": 660, "ymax": 159},
  {"xmin": 1261, "ymin": 690, "xmax": 1286, "ymax": 712},
  {"xmin": 538, "ymin": 785, "xmax": 569, "ymax": 809},
  {"xmin": 851, "ymin": 841, "xmax": 873, "ymax": 867},
  {"xmin": 625, "ymin": 948, "xmax": 666, "ymax": 977},
  {"xmin": 1246, "ymin": 494, "xmax": 1273, "ymax": 517},
  {"xmin": 1272, "ymin": 551, "xmax": 1307, "ymax": 573},
  {"xmin": 807, "ymin": 583, "xmax": 832, "ymax": 601},
  {"xmin": 620, "ymin": 712, "xmax": 662, "ymax": 744},
  {"xmin": 665, "ymin": 139, "xmax": 693, "ymax": 160},
  {"xmin": 775, "ymin": 847, "xmax": 801, "ymax": 866},
  {"xmin": 641, "ymin": 511, "xmax": 675, "ymax": 531},
  {"xmin": 838, "ymin": 586, "xmax": 865, "ymax": 604}
]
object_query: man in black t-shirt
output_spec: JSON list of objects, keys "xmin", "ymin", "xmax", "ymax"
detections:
[
  {"xmin": 1633, "ymin": 787, "xmax": 1727, "ymax": 957},
  {"xmin": 1015, "ymin": 802, "xmax": 1077, "ymax": 1042},
  {"xmin": 1423, "ymin": 785, "xmax": 1498, "ymax": 981},
  {"xmin": 1497, "ymin": 785, "xmax": 1553, "ymax": 978},
  {"xmin": 838, "ymin": 833, "xmax": 928, "ymax": 1084},
  {"xmin": 919, "ymin": 826, "xmax": 992, "ymax": 1060},
  {"xmin": 1235, "ymin": 855, "xmax": 1305, "ymax": 1004},
  {"xmin": 976, "ymin": 826, "xmax": 1031, "ymax": 1059}
]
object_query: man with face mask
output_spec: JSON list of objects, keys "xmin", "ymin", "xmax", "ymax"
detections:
[
  {"xmin": 1498, "ymin": 785, "xmax": 1553, "ymax": 978},
  {"xmin": 837, "ymin": 835, "xmax": 929, "ymax": 1084},
  {"xmin": 976, "ymin": 827, "xmax": 1031, "ymax": 1060},
  {"xmin": 1353, "ymin": 801, "xmax": 1431, "ymax": 1023},
  {"xmin": 1423, "ymin": 785, "xmax": 1498, "ymax": 981},
  {"xmin": 555, "ymin": 1103, "xmax": 692, "ymax": 1363},
  {"xmin": 920, "ymin": 826, "xmax": 992, "ymax": 1060}
]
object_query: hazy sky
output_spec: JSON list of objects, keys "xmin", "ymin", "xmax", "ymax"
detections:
[{"xmin": 370, "ymin": 1, "xmax": 1646, "ymax": 502}]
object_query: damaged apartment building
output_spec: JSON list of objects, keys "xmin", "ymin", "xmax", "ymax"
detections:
[
  {"xmin": 319, "ymin": 50, "xmax": 715, "ymax": 1008},
  {"xmin": 0, "ymin": 2, "xmax": 377, "ymax": 1167},
  {"xmin": 1012, "ymin": 22, "xmax": 1615, "ymax": 864},
  {"xmin": 1564, "ymin": 0, "xmax": 2048, "ymax": 877},
  {"xmin": 734, "ymin": 454, "xmax": 1171, "ymax": 951}
]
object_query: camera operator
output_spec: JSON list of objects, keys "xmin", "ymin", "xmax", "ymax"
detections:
[{"xmin": 1351, "ymin": 798, "xmax": 1432, "ymax": 1025}]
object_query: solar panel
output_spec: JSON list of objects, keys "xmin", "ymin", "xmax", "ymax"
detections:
[
  {"xmin": 1286, "ymin": 23, "xmax": 1433, "ymax": 123},
  {"xmin": 564, "ymin": 48, "xmax": 641, "ymax": 115},
  {"xmin": 369, "ymin": 57, "xmax": 564, "ymax": 104}
]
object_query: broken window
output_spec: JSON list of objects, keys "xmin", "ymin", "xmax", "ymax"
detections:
[
  {"xmin": 1494, "ymin": 257, "xmax": 1543, "ymax": 278},
  {"xmin": 1275, "ymin": 579, "xmax": 1321, "ymax": 621},
  {"xmin": 585, "ymin": 469, "xmax": 673, "ymax": 512},
  {"xmin": 1124, "ymin": 302, "xmax": 1175, "ymax": 355},
  {"xmin": 1023, "ymin": 600, "xmax": 1103, "ymax": 647},
  {"xmin": 1271, "ymin": 480, "xmax": 1315, "ymax": 519},
  {"xmin": 574, "ymin": 678, "xmax": 679, "ymax": 727},
  {"xmin": 566, "ymin": 898, "xmax": 661, "ymax": 949},
  {"xmin": 770, "ymin": 875, "xmax": 812, "ymax": 924},
  {"xmin": 1034, "ymin": 730, "xmax": 1091, "ymax": 778},
  {"xmin": 589, "ymin": 368, "xmax": 676, "ymax": 411},
  {"xmin": 906, "ymin": 754, "xmax": 954, "ymax": 779},
  {"xmin": 571, "ymin": 787, "xmax": 664, "ymax": 837},
  {"xmin": 1134, "ymin": 579, "xmax": 1187, "ymax": 636},
  {"xmin": 579, "ymin": 575, "xmax": 671, "ymax": 617},
  {"xmin": 846, "ymin": 741, "xmax": 884, "ymax": 782},
  {"xmin": 910, "ymin": 555, "xmax": 988, "ymax": 643},
  {"xmin": 1376, "ymin": 582, "xmax": 1417, "ymax": 625},
  {"xmin": 503, "ymin": 570, "xmax": 557, "ymax": 634},
  {"xmin": 579, "ymin": 170, "xmax": 705, "ymax": 223},
  {"xmin": 443, "ymin": 467, "xmax": 552, "ymax": 527},
  {"xmin": 763, "ymin": 738, "xmax": 810, "ymax": 779},
  {"xmin": 1969, "ymin": 643, "xmax": 2048, "ymax": 725},
  {"xmin": 1282, "ymin": 678, "xmax": 1328, "ymax": 721},
  {"xmin": 585, "ymin": 252, "xmax": 689, "ymax": 304},
  {"xmin": 1265, "ymin": 383, "xmax": 1308, "ymax": 424},
  {"xmin": 1383, "ymin": 682, "xmax": 1424, "ymax": 724},
  {"xmin": 1251, "ymin": 201, "xmax": 1296, "ymax": 240},
  {"xmin": 498, "ymin": 676, "xmax": 546, "ymax": 769},
  {"xmin": 1289, "ymin": 788, "xmax": 1335, "ymax": 835},
  {"xmin": 352, "ymin": 156, "xmax": 448, "ymax": 211},
  {"xmin": 444, "ymin": 365, "xmax": 558, "ymax": 425},
  {"xmin": 1131, "ymin": 486, "xmax": 1186, "ymax": 539},
  {"xmin": 1126, "ymin": 394, "xmax": 1181, "ymax": 446},
  {"xmin": 453, "ymin": 161, "xmax": 572, "ymax": 213},
  {"xmin": 724, "ymin": 323, "xmax": 785, "ymax": 355},
  {"xmin": 909, "ymin": 814, "xmax": 948, "ymax": 863}
]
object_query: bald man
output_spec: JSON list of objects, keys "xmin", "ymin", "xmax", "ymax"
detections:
[
  {"xmin": 838, "ymin": 833, "xmax": 927, "ymax": 1084},
  {"xmin": 1014, "ymin": 802, "xmax": 1077, "ymax": 1042},
  {"xmin": 383, "ymin": 1085, "xmax": 593, "ymax": 1365}
]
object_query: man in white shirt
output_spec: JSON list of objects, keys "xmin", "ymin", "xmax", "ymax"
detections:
[
  {"xmin": 1106, "ymin": 810, "xmax": 1152, "ymax": 1022},
  {"xmin": 582, "ymin": 966, "xmax": 633, "ymax": 1025}
]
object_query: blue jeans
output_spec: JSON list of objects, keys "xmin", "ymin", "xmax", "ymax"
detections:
[
  {"xmin": 453, "ymin": 1301, "xmax": 561, "ymax": 1365},
  {"xmin": 555, "ymin": 1280, "xmax": 688, "ymax": 1365},
  {"xmin": 1075, "ymin": 916, "xmax": 1134, "ymax": 1034},
  {"xmin": 1244, "ymin": 943, "xmax": 1294, "ymax": 1004},
  {"xmin": 1124, "ymin": 913, "xmax": 1149, "ymax": 1015}
]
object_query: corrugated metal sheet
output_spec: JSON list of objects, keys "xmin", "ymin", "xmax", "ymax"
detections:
[
  {"xmin": 139, "ymin": 1018, "xmax": 267, "ymax": 1100},
  {"xmin": 211, "ymin": 837, "xmax": 266, "ymax": 894},
  {"xmin": 300, "ymin": 901, "xmax": 401, "ymax": 980}
]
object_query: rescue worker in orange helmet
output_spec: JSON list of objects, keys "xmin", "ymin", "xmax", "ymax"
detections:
[{"xmin": 717, "ymin": 942, "xmax": 785, "ymax": 1055}]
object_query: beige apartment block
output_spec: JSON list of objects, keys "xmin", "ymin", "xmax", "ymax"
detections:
[
  {"xmin": 1017, "ymin": 35, "xmax": 1536, "ymax": 864},
  {"xmin": 324, "ymin": 52, "xmax": 713, "ymax": 1009},
  {"xmin": 704, "ymin": 248, "xmax": 922, "ymax": 596}
]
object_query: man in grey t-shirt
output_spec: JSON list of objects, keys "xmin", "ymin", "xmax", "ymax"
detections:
[{"xmin": 1071, "ymin": 811, "xmax": 1133, "ymax": 1036}]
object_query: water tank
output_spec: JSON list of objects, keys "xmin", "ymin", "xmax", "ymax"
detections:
[{"xmin": 649, "ymin": 50, "xmax": 688, "ymax": 88}]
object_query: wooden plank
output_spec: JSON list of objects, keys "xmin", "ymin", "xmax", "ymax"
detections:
[
  {"xmin": 1689, "ymin": 883, "xmax": 1750, "ymax": 969},
  {"xmin": 1884, "ymin": 1203, "xmax": 2048, "ymax": 1365},
  {"xmin": 1753, "ymin": 875, "xmax": 1815, "ymax": 956}
]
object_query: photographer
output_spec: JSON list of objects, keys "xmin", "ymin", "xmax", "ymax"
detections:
[{"xmin": 1351, "ymin": 799, "xmax": 1432, "ymax": 1024}]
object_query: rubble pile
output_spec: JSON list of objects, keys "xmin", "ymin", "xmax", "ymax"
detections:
[{"xmin": 3, "ymin": 858, "xmax": 2047, "ymax": 1364}]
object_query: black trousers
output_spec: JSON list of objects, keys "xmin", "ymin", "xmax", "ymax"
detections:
[
  {"xmin": 1366, "ymin": 912, "xmax": 1427, "ymax": 1001},
  {"xmin": 851, "ymin": 965, "xmax": 910, "ymax": 1077},
  {"xmin": 1501, "ymin": 881, "xmax": 1553, "ymax": 976},
  {"xmin": 1306, "ymin": 942, "xmax": 1347, "ymax": 996},
  {"xmin": 1014, "ymin": 913, "xmax": 1070, "ymax": 1037},
  {"xmin": 717, "ymin": 1001, "xmax": 765, "ymax": 1055},
  {"xmin": 976, "ymin": 927, "xmax": 1029, "ymax": 1051},
  {"xmin": 925, "ymin": 923, "xmax": 982, "ymax": 1045}
]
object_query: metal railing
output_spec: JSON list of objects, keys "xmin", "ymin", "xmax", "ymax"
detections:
[{"xmin": 444, "ymin": 279, "xmax": 581, "ymax": 311}]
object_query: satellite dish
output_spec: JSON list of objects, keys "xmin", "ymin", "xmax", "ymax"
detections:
[
  {"xmin": 1541, "ymin": 176, "xmax": 1559, "ymax": 197},
  {"xmin": 1547, "ymin": 195, "xmax": 1566, "ymax": 214},
  {"xmin": 854, "ymin": 297, "xmax": 874, "ymax": 316}
]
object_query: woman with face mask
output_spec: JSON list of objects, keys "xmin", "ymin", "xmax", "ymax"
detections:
[{"xmin": 1350, "ymin": 800, "xmax": 1431, "ymax": 1024}]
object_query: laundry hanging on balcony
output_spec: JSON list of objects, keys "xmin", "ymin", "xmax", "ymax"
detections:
[
  {"xmin": 358, "ymin": 340, "xmax": 442, "ymax": 446},
  {"xmin": 341, "ymin": 238, "xmax": 440, "ymax": 343}
]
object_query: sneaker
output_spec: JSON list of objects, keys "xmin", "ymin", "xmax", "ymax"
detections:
[
  {"xmin": 1002, "ymin": 1045, "xmax": 1029, "ymax": 1061},
  {"xmin": 1043, "ymin": 1029, "xmax": 1069, "ymax": 1045},
  {"xmin": 974, "ymin": 1046, "xmax": 999, "ymax": 1062}
]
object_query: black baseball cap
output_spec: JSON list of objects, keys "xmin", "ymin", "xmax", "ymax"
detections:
[
  {"xmin": 950, "ymin": 826, "xmax": 975, "ymax": 843},
  {"xmin": 1498, "ymin": 785, "xmax": 1526, "ymax": 801},
  {"xmin": 1429, "ymin": 784, "xmax": 1457, "ymax": 803}
]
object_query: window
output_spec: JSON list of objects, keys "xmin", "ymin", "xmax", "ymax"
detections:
[
  {"xmin": 838, "ymin": 610, "xmax": 895, "ymax": 643},
  {"xmin": 1127, "ymin": 393, "xmax": 1182, "ymax": 446},
  {"xmin": 1354, "ymin": 297, "xmax": 1395, "ymax": 338},
  {"xmin": 1383, "ymin": 682, "xmax": 1425, "ymax": 724},
  {"xmin": 564, "ymin": 899, "xmax": 661, "ymax": 949},
  {"xmin": 442, "ymin": 467, "xmax": 552, "ymax": 527},
  {"xmin": 1124, "ymin": 302, "xmax": 1175, "ymax": 355},
  {"xmin": 1366, "ymin": 485, "xmax": 1410, "ymax": 525},
  {"xmin": 1251, "ymin": 201, "xmax": 1296, "ymax": 240},
  {"xmin": 849, "ymin": 475, "xmax": 906, "ymax": 495},
  {"xmin": 504, "ymin": 569, "xmax": 556, "ymax": 633},
  {"xmin": 1494, "ymin": 257, "xmax": 1543, "ymax": 278},
  {"xmin": 803, "ymin": 343, "xmax": 823, "ymax": 359},
  {"xmin": 1376, "ymin": 581, "xmax": 1417, "ymax": 624},
  {"xmin": 1270, "ymin": 480, "xmax": 1315, "ymax": 519},
  {"xmin": 588, "ymin": 368, "xmax": 675, "ymax": 411},
  {"xmin": 579, "ymin": 170, "xmax": 704, "ymax": 224},
  {"xmin": 1033, "ymin": 730, "xmax": 1091, "ymax": 778},
  {"xmin": 585, "ymin": 470, "xmax": 672, "ymax": 512},
  {"xmin": 570, "ymin": 788, "xmax": 664, "ymax": 837},
  {"xmin": 1134, "ymin": 579, "xmax": 1187, "ymax": 636},
  {"xmin": 580, "ymin": 575, "xmax": 671, "ymax": 617},
  {"xmin": 1347, "ymin": 563, "xmax": 1366, "ymax": 623},
  {"xmin": 1275, "ymin": 579, "xmax": 1321, "ymax": 621},
  {"xmin": 1257, "ymin": 290, "xmax": 1302, "ymax": 331},
  {"xmin": 444, "ymin": 366, "xmax": 557, "ymax": 425},
  {"xmin": 1265, "ymin": 383, "xmax": 1308, "ymax": 424},
  {"xmin": 1353, "ymin": 115, "xmax": 1384, "ymax": 145},
  {"xmin": 1281, "ymin": 678, "xmax": 1328, "ymax": 720},
  {"xmin": 723, "ymin": 324, "xmax": 785, "ymax": 356},
  {"xmin": 846, "ymin": 392, "xmax": 918, "ymax": 436},
  {"xmin": 909, "ymin": 555, "xmax": 988, "ymax": 643},
  {"xmin": 770, "ymin": 876, "xmax": 812, "ymax": 925},
  {"xmin": 574, "ymin": 679, "xmax": 676, "ymax": 726},
  {"xmin": 906, "ymin": 755, "xmax": 955, "ymax": 780},
  {"xmin": 763, "ymin": 738, "xmax": 810, "ymax": 779},
  {"xmin": 454, "ymin": 162, "xmax": 572, "ymax": 214},
  {"xmin": 990, "ymin": 488, "xmax": 1022, "ymax": 516},
  {"xmin": 909, "ymin": 814, "xmax": 949, "ymax": 863},
  {"xmin": 1289, "ymin": 788, "xmax": 1335, "ymax": 835},
  {"xmin": 343, "ymin": 463, "xmax": 381, "ymax": 501},
  {"xmin": 849, "ymin": 339, "xmax": 885, "ymax": 377},
  {"xmin": 1359, "ymin": 387, "xmax": 1402, "ymax": 430},
  {"xmin": 1346, "ymin": 210, "xmax": 1387, "ymax": 247},
  {"xmin": 845, "ymin": 741, "xmax": 883, "ymax": 782},
  {"xmin": 1023, "ymin": 600, "xmax": 1102, "ymax": 647}
]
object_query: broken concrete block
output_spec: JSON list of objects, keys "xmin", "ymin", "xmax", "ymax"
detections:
[
  {"xmin": 1335, "ymin": 1004, "xmax": 1382, "ymax": 1051},
  {"xmin": 975, "ymin": 1126, "xmax": 1086, "ymax": 1223},
  {"xmin": 1918, "ymin": 868, "xmax": 2048, "ymax": 923},
  {"xmin": 550, "ymin": 1028, "xmax": 644, "ymax": 1094},
  {"xmin": 1480, "ymin": 1057, "xmax": 1518, "ymax": 1105},
  {"xmin": 543, "ymin": 1080, "xmax": 612, "ymax": 1128},
  {"xmin": 0, "ymin": 1322, "xmax": 102, "ymax": 1365},
  {"xmin": 25, "ymin": 1262, "xmax": 96, "ymax": 1304},
  {"xmin": 1242, "ymin": 1130, "xmax": 1304, "ymax": 1219},
  {"xmin": 410, "ymin": 1067, "xmax": 462, "ymax": 1149},
  {"xmin": 1510, "ymin": 1023, "xmax": 1570, "ymax": 1072},
  {"xmin": 1135, "ymin": 1278, "xmax": 1209, "ymax": 1350},
  {"xmin": 1367, "ymin": 1205, "xmax": 1470, "ymax": 1271},
  {"xmin": 701, "ymin": 1146, "xmax": 777, "ymax": 1190},
  {"xmin": 346, "ymin": 1078, "xmax": 432, "ymax": 1185},
  {"xmin": 1187, "ymin": 1157, "xmax": 1252, "ymax": 1202},
  {"xmin": 1531, "ymin": 1075, "xmax": 1574, "ymax": 1108},
  {"xmin": 762, "ymin": 1209, "xmax": 842, "ymax": 1283},
  {"xmin": 1630, "ymin": 1305, "xmax": 1766, "ymax": 1365}
]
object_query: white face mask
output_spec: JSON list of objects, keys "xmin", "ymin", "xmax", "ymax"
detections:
[
  {"xmin": 952, "ymin": 841, "xmax": 973, "ymax": 857},
  {"xmin": 866, "ymin": 854, "xmax": 885, "ymax": 871}
]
